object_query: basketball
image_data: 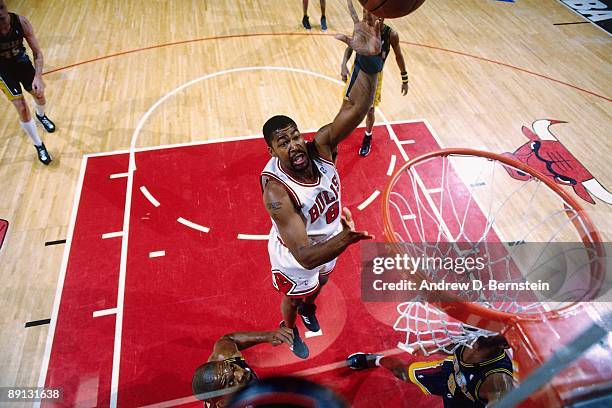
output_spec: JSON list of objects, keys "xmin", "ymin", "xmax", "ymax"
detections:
[{"xmin": 358, "ymin": 0, "xmax": 426, "ymax": 18}]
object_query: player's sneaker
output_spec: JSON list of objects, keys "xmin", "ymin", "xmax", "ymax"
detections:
[
  {"xmin": 298, "ymin": 303, "xmax": 320, "ymax": 332},
  {"xmin": 281, "ymin": 321, "xmax": 309, "ymax": 359},
  {"xmin": 302, "ymin": 15, "xmax": 311, "ymax": 30},
  {"xmin": 35, "ymin": 143, "xmax": 52, "ymax": 165},
  {"xmin": 36, "ymin": 114, "xmax": 56, "ymax": 133},
  {"xmin": 347, "ymin": 352, "xmax": 382, "ymax": 370},
  {"xmin": 321, "ymin": 16, "xmax": 327, "ymax": 31},
  {"xmin": 359, "ymin": 134, "xmax": 372, "ymax": 157}
]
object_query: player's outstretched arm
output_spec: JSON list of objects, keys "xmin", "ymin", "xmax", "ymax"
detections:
[
  {"xmin": 340, "ymin": 46, "xmax": 353, "ymax": 82},
  {"xmin": 314, "ymin": 0, "xmax": 382, "ymax": 158},
  {"xmin": 208, "ymin": 327, "xmax": 294, "ymax": 362},
  {"xmin": 390, "ymin": 29, "xmax": 409, "ymax": 95},
  {"xmin": 264, "ymin": 182, "xmax": 372, "ymax": 270},
  {"xmin": 347, "ymin": 353, "xmax": 410, "ymax": 382}
]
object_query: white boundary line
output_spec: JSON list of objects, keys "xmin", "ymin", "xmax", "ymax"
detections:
[
  {"xmin": 357, "ymin": 190, "xmax": 381, "ymax": 211},
  {"xmin": 420, "ymin": 118, "xmax": 446, "ymax": 150},
  {"xmin": 237, "ymin": 234, "xmax": 269, "ymax": 240},
  {"xmin": 93, "ymin": 308, "xmax": 118, "ymax": 318},
  {"xmin": 102, "ymin": 231, "xmax": 123, "ymax": 239},
  {"xmin": 149, "ymin": 250, "xmax": 166, "ymax": 258},
  {"xmin": 386, "ymin": 154, "xmax": 396, "ymax": 176},
  {"xmin": 139, "ymin": 186, "xmax": 161, "ymax": 207},
  {"xmin": 109, "ymin": 172, "xmax": 129, "ymax": 179},
  {"xmin": 376, "ymin": 109, "xmax": 454, "ymax": 240},
  {"xmin": 35, "ymin": 156, "xmax": 89, "ymax": 406},
  {"xmin": 304, "ymin": 329, "xmax": 323, "ymax": 338},
  {"xmin": 177, "ymin": 217, "xmax": 210, "ymax": 233}
]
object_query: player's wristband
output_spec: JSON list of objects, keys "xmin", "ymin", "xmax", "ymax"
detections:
[{"xmin": 401, "ymin": 71, "xmax": 409, "ymax": 84}]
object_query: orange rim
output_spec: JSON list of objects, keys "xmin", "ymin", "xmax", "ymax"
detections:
[{"xmin": 382, "ymin": 148, "xmax": 604, "ymax": 327}]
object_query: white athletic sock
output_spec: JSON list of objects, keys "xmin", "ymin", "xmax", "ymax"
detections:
[
  {"xmin": 20, "ymin": 119, "xmax": 42, "ymax": 146},
  {"xmin": 34, "ymin": 103, "xmax": 45, "ymax": 117},
  {"xmin": 365, "ymin": 130, "xmax": 373, "ymax": 137}
]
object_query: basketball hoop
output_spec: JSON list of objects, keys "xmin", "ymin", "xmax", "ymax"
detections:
[
  {"xmin": 393, "ymin": 301, "xmax": 497, "ymax": 356},
  {"xmin": 382, "ymin": 148, "xmax": 608, "ymax": 406}
]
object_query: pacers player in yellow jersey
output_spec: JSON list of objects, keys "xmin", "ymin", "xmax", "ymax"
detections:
[
  {"xmin": 348, "ymin": 335, "xmax": 515, "ymax": 407},
  {"xmin": 0, "ymin": 0, "xmax": 55, "ymax": 164},
  {"xmin": 341, "ymin": 9, "xmax": 409, "ymax": 157}
]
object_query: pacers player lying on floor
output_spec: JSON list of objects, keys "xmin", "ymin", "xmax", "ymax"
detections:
[
  {"xmin": 348, "ymin": 334, "xmax": 515, "ymax": 407},
  {"xmin": 192, "ymin": 326, "xmax": 293, "ymax": 407},
  {"xmin": 260, "ymin": 0, "xmax": 382, "ymax": 359}
]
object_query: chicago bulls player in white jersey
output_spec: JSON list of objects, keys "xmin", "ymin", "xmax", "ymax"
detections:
[{"xmin": 260, "ymin": 0, "xmax": 382, "ymax": 359}]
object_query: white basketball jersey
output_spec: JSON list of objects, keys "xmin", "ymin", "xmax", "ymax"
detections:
[{"xmin": 261, "ymin": 143, "xmax": 342, "ymax": 274}]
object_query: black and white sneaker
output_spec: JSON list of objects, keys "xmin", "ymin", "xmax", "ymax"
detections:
[
  {"xmin": 347, "ymin": 352, "xmax": 381, "ymax": 370},
  {"xmin": 359, "ymin": 134, "xmax": 372, "ymax": 157},
  {"xmin": 302, "ymin": 15, "xmax": 312, "ymax": 30},
  {"xmin": 281, "ymin": 321, "xmax": 309, "ymax": 359},
  {"xmin": 36, "ymin": 114, "xmax": 56, "ymax": 133},
  {"xmin": 298, "ymin": 303, "xmax": 320, "ymax": 332},
  {"xmin": 35, "ymin": 143, "xmax": 52, "ymax": 165}
]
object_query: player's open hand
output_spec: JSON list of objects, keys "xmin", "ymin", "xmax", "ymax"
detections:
[
  {"xmin": 31, "ymin": 75, "xmax": 45, "ymax": 98},
  {"xmin": 334, "ymin": 0, "xmax": 381, "ymax": 56},
  {"xmin": 270, "ymin": 326, "xmax": 294, "ymax": 347},
  {"xmin": 341, "ymin": 64, "xmax": 349, "ymax": 82},
  {"xmin": 341, "ymin": 207, "xmax": 374, "ymax": 242}
]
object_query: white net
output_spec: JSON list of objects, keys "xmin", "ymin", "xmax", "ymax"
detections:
[
  {"xmin": 394, "ymin": 302, "xmax": 497, "ymax": 356},
  {"xmin": 385, "ymin": 150, "xmax": 605, "ymax": 355}
]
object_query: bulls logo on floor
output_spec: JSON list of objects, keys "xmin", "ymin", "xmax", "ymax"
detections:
[{"xmin": 502, "ymin": 120, "xmax": 612, "ymax": 205}]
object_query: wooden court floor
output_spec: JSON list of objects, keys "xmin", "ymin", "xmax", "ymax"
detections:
[{"xmin": 0, "ymin": 0, "xmax": 610, "ymax": 401}]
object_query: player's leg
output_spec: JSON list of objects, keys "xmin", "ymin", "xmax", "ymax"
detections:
[
  {"xmin": 302, "ymin": 0, "xmax": 311, "ymax": 29},
  {"xmin": 271, "ymin": 268, "xmax": 314, "ymax": 359},
  {"xmin": 359, "ymin": 106, "xmax": 375, "ymax": 157},
  {"xmin": 320, "ymin": 0, "xmax": 327, "ymax": 31},
  {"xmin": 280, "ymin": 295, "xmax": 309, "ymax": 359},
  {"xmin": 1, "ymin": 67, "xmax": 51, "ymax": 165},
  {"xmin": 30, "ymin": 92, "xmax": 55, "ymax": 133},
  {"xmin": 298, "ymin": 274, "xmax": 328, "ymax": 332},
  {"xmin": 359, "ymin": 71, "xmax": 382, "ymax": 157},
  {"xmin": 281, "ymin": 295, "xmax": 301, "ymax": 329},
  {"xmin": 20, "ymin": 58, "xmax": 55, "ymax": 133},
  {"xmin": 14, "ymin": 98, "xmax": 52, "ymax": 164}
]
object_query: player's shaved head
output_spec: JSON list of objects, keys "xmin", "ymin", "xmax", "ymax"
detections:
[
  {"xmin": 263, "ymin": 115, "xmax": 297, "ymax": 146},
  {"xmin": 476, "ymin": 334, "xmax": 510, "ymax": 350},
  {"xmin": 192, "ymin": 361, "xmax": 223, "ymax": 400},
  {"xmin": 193, "ymin": 360, "xmax": 253, "ymax": 405}
]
